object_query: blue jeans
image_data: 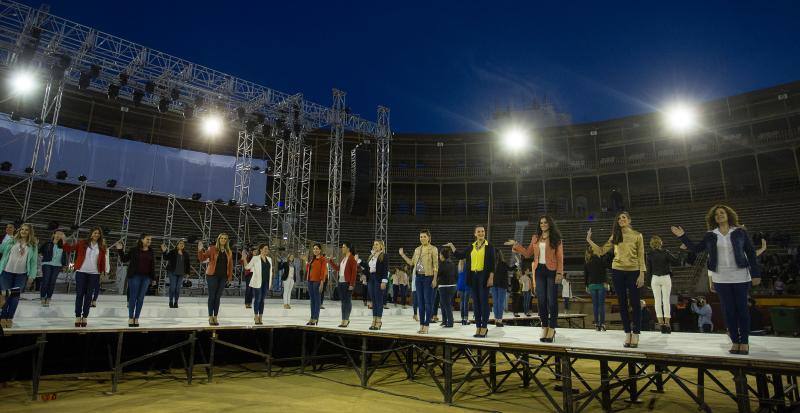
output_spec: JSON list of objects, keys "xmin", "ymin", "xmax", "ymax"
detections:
[
  {"xmin": 206, "ymin": 276, "xmax": 225, "ymax": 317},
  {"xmin": 91, "ymin": 273, "xmax": 100, "ymax": 302},
  {"xmin": 369, "ymin": 274, "xmax": 384, "ymax": 317},
  {"xmin": 74, "ymin": 271, "xmax": 99, "ymax": 318},
  {"xmin": 0, "ymin": 271, "xmax": 26, "ymax": 319},
  {"xmin": 169, "ymin": 273, "xmax": 183, "ymax": 305},
  {"xmin": 459, "ymin": 288, "xmax": 471, "ymax": 321},
  {"xmin": 415, "ymin": 275, "xmax": 434, "ymax": 326},
  {"xmin": 714, "ymin": 281, "xmax": 751, "ymax": 344},
  {"xmin": 535, "ymin": 264, "xmax": 558, "ymax": 328},
  {"xmin": 438, "ymin": 286, "xmax": 456, "ymax": 326},
  {"xmin": 41, "ymin": 265, "xmax": 60, "ymax": 299},
  {"xmin": 522, "ymin": 291, "xmax": 531, "ymax": 314},
  {"xmin": 612, "ymin": 269, "xmax": 641, "ymax": 334},
  {"xmin": 589, "ymin": 286, "xmax": 606, "ymax": 325},
  {"xmin": 127, "ymin": 275, "xmax": 149, "ymax": 319},
  {"xmin": 253, "ymin": 283, "xmax": 267, "ymax": 315},
  {"xmin": 491, "ymin": 286, "xmax": 507, "ymax": 320},
  {"xmin": 337, "ymin": 282, "xmax": 352, "ymax": 320},
  {"xmin": 395, "ymin": 284, "xmax": 408, "ymax": 305},
  {"xmin": 470, "ymin": 271, "xmax": 490, "ymax": 329},
  {"xmin": 308, "ymin": 281, "xmax": 321, "ymax": 320},
  {"xmin": 413, "ymin": 288, "xmax": 418, "ymax": 314}
]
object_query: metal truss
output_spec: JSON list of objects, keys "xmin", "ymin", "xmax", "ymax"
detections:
[
  {"xmin": 157, "ymin": 194, "xmax": 176, "ymax": 295},
  {"xmin": 325, "ymin": 89, "xmax": 345, "ymax": 260},
  {"xmin": 0, "ymin": 0, "xmax": 380, "ymax": 135},
  {"xmin": 375, "ymin": 106, "xmax": 391, "ymax": 245},
  {"xmin": 296, "ymin": 143, "xmax": 311, "ymax": 254},
  {"xmin": 118, "ymin": 188, "xmax": 134, "ymax": 247},
  {"xmin": 268, "ymin": 138, "xmax": 285, "ymax": 244},
  {"xmin": 233, "ymin": 130, "xmax": 255, "ymax": 206}
]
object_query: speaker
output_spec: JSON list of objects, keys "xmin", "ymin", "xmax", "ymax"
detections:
[{"xmin": 349, "ymin": 146, "xmax": 371, "ymax": 216}]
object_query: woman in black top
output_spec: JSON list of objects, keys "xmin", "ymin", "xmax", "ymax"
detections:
[
  {"xmin": 509, "ymin": 267, "xmax": 522, "ymax": 317},
  {"xmin": 116, "ymin": 234, "xmax": 156, "ymax": 327},
  {"xmin": 162, "ymin": 239, "xmax": 191, "ymax": 308},
  {"xmin": 584, "ymin": 247, "xmax": 610, "ymax": 331},
  {"xmin": 646, "ymin": 235, "xmax": 682, "ymax": 334},
  {"xmin": 492, "ymin": 249, "xmax": 511, "ymax": 327},
  {"xmin": 434, "ymin": 248, "xmax": 458, "ymax": 328}
]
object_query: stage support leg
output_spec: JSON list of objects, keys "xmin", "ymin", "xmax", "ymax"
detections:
[
  {"xmin": 187, "ymin": 331, "xmax": 196, "ymax": 385},
  {"xmin": 600, "ymin": 360, "xmax": 611, "ymax": 412},
  {"xmin": 31, "ymin": 333, "xmax": 46, "ymax": 401},
  {"xmin": 300, "ymin": 331, "xmax": 307, "ymax": 374},
  {"xmin": 772, "ymin": 374, "xmax": 786, "ymax": 410},
  {"xmin": 561, "ymin": 356, "xmax": 574, "ymax": 413},
  {"xmin": 755, "ymin": 373, "xmax": 769, "ymax": 411},
  {"xmin": 522, "ymin": 354, "xmax": 531, "ymax": 388},
  {"xmin": 267, "ymin": 329, "xmax": 274, "ymax": 376},
  {"xmin": 489, "ymin": 350, "xmax": 497, "ymax": 392},
  {"xmin": 655, "ymin": 364, "xmax": 665, "ymax": 393},
  {"xmin": 111, "ymin": 332, "xmax": 124, "ymax": 393},
  {"xmin": 360, "ymin": 337, "xmax": 368, "ymax": 388},
  {"xmin": 207, "ymin": 331, "xmax": 217, "ymax": 383},
  {"xmin": 734, "ymin": 369, "xmax": 751, "ymax": 413},
  {"xmin": 406, "ymin": 346, "xmax": 414, "ymax": 380},
  {"xmin": 443, "ymin": 344, "xmax": 453, "ymax": 404},
  {"xmin": 627, "ymin": 362, "xmax": 639, "ymax": 403}
]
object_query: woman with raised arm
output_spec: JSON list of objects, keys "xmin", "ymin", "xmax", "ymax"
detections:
[
  {"xmin": 305, "ymin": 243, "xmax": 327, "ymax": 326},
  {"xmin": 586, "ymin": 212, "xmax": 647, "ymax": 348},
  {"xmin": 445, "ymin": 224, "xmax": 495, "ymax": 338},
  {"xmin": 0, "ymin": 223, "xmax": 38, "ymax": 328},
  {"xmin": 671, "ymin": 204, "xmax": 761, "ymax": 355},
  {"xmin": 399, "ymin": 230, "xmax": 439, "ymax": 334},
  {"xmin": 116, "ymin": 234, "xmax": 156, "ymax": 327},
  {"xmin": 646, "ymin": 235, "xmax": 682, "ymax": 334},
  {"xmin": 197, "ymin": 233, "xmax": 233, "ymax": 326},
  {"xmin": 506, "ymin": 215, "xmax": 564, "ymax": 343},
  {"xmin": 327, "ymin": 242, "xmax": 357, "ymax": 328},
  {"xmin": 64, "ymin": 227, "xmax": 111, "ymax": 328},
  {"xmin": 39, "ymin": 229, "xmax": 67, "ymax": 307},
  {"xmin": 162, "ymin": 239, "xmax": 191, "ymax": 309},
  {"xmin": 244, "ymin": 243, "xmax": 273, "ymax": 325}
]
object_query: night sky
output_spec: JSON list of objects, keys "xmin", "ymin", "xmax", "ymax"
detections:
[{"xmin": 29, "ymin": 1, "xmax": 800, "ymax": 133}]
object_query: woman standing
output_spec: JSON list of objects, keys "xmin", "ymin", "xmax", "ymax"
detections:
[
  {"xmin": 162, "ymin": 239, "xmax": 191, "ymax": 309},
  {"xmin": 116, "ymin": 234, "xmax": 156, "ymax": 327},
  {"xmin": 491, "ymin": 249, "xmax": 510, "ymax": 327},
  {"xmin": 400, "ymin": 230, "xmax": 439, "ymax": 334},
  {"xmin": 305, "ymin": 243, "xmax": 327, "ymax": 326},
  {"xmin": 392, "ymin": 265, "xmax": 409, "ymax": 308},
  {"xmin": 435, "ymin": 248, "xmax": 458, "ymax": 328},
  {"xmin": 672, "ymin": 204, "xmax": 761, "ymax": 355},
  {"xmin": 282, "ymin": 254, "xmax": 296, "ymax": 309},
  {"xmin": 520, "ymin": 270, "xmax": 532, "ymax": 317},
  {"xmin": 39, "ymin": 229, "xmax": 67, "ymax": 307},
  {"xmin": 327, "ymin": 242, "xmax": 357, "ymax": 328},
  {"xmin": 64, "ymin": 227, "xmax": 111, "ymax": 328},
  {"xmin": 587, "ymin": 212, "xmax": 646, "ymax": 348},
  {"xmin": 456, "ymin": 260, "xmax": 470, "ymax": 324},
  {"xmin": 507, "ymin": 215, "xmax": 564, "ymax": 343},
  {"xmin": 244, "ymin": 243, "xmax": 273, "ymax": 325},
  {"xmin": 241, "ymin": 248, "xmax": 254, "ymax": 309},
  {"xmin": 583, "ymin": 247, "xmax": 610, "ymax": 331},
  {"xmin": 510, "ymin": 267, "xmax": 522, "ymax": 317},
  {"xmin": 0, "ymin": 223, "xmax": 38, "ymax": 328},
  {"xmin": 368, "ymin": 240, "xmax": 389, "ymax": 330},
  {"xmin": 446, "ymin": 225, "xmax": 495, "ymax": 338},
  {"xmin": 646, "ymin": 235, "xmax": 682, "ymax": 334},
  {"xmin": 197, "ymin": 234, "xmax": 233, "ymax": 326}
]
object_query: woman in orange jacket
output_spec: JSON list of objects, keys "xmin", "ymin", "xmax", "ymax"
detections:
[
  {"xmin": 304, "ymin": 243, "xmax": 327, "ymax": 326},
  {"xmin": 197, "ymin": 233, "xmax": 233, "ymax": 326}
]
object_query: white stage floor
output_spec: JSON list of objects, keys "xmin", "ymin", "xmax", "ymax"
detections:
[{"xmin": 6, "ymin": 293, "xmax": 800, "ymax": 369}]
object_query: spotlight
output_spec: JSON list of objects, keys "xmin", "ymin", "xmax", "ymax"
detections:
[
  {"xmin": 55, "ymin": 170, "xmax": 68, "ymax": 180},
  {"xmin": 105, "ymin": 179, "xmax": 117, "ymax": 188},
  {"xmin": 236, "ymin": 107, "xmax": 246, "ymax": 120},
  {"xmin": 118, "ymin": 72, "xmax": 129, "ymax": 86},
  {"xmin": 191, "ymin": 192, "xmax": 202, "ymax": 201},
  {"xmin": 170, "ymin": 87, "xmax": 180, "ymax": 101},
  {"xmin": 78, "ymin": 71, "xmax": 91, "ymax": 89},
  {"xmin": 107, "ymin": 84, "xmax": 120, "ymax": 100},
  {"xmin": 664, "ymin": 103, "xmax": 698, "ymax": 134},
  {"xmin": 183, "ymin": 105, "xmax": 194, "ymax": 119},
  {"xmin": 158, "ymin": 96, "xmax": 170, "ymax": 113},
  {"xmin": 9, "ymin": 70, "xmax": 37, "ymax": 95},
  {"xmin": 88, "ymin": 64, "xmax": 101, "ymax": 79},
  {"xmin": 132, "ymin": 90, "xmax": 144, "ymax": 107},
  {"xmin": 227, "ymin": 199, "xmax": 238, "ymax": 207},
  {"xmin": 501, "ymin": 127, "xmax": 529, "ymax": 150},
  {"xmin": 78, "ymin": 175, "xmax": 87, "ymax": 182},
  {"xmin": 24, "ymin": 167, "xmax": 34, "ymax": 174},
  {"xmin": 254, "ymin": 113, "xmax": 265, "ymax": 124},
  {"xmin": 51, "ymin": 54, "xmax": 71, "ymax": 81},
  {"xmin": 202, "ymin": 114, "xmax": 223, "ymax": 136},
  {"xmin": 245, "ymin": 120, "xmax": 257, "ymax": 133},
  {"xmin": 145, "ymin": 81, "xmax": 155, "ymax": 94}
]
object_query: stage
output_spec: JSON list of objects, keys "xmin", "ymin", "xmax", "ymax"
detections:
[{"xmin": 2, "ymin": 293, "xmax": 800, "ymax": 412}]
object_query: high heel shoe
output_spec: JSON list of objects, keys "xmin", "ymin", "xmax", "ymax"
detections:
[
  {"xmin": 128, "ymin": 318, "xmax": 135, "ymax": 327},
  {"xmin": 80, "ymin": 318, "xmax": 87, "ymax": 328},
  {"xmin": 738, "ymin": 344, "xmax": 749, "ymax": 355},
  {"xmin": 629, "ymin": 334, "xmax": 639, "ymax": 348},
  {"xmin": 544, "ymin": 329, "xmax": 556, "ymax": 343},
  {"xmin": 209, "ymin": 316, "xmax": 215, "ymax": 326},
  {"xmin": 419, "ymin": 325, "xmax": 429, "ymax": 334},
  {"xmin": 370, "ymin": 319, "xmax": 382, "ymax": 330},
  {"xmin": 75, "ymin": 317, "xmax": 82, "ymax": 328},
  {"xmin": 623, "ymin": 333, "xmax": 632, "ymax": 348},
  {"xmin": 539, "ymin": 327, "xmax": 549, "ymax": 342},
  {"xmin": 338, "ymin": 320, "xmax": 350, "ymax": 328},
  {"xmin": 729, "ymin": 344, "xmax": 740, "ymax": 354},
  {"xmin": 133, "ymin": 319, "xmax": 139, "ymax": 328}
]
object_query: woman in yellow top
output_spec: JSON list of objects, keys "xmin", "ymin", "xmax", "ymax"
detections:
[{"xmin": 586, "ymin": 212, "xmax": 646, "ymax": 348}]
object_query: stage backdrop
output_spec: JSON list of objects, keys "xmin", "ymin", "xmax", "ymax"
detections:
[{"xmin": 0, "ymin": 115, "xmax": 267, "ymax": 205}]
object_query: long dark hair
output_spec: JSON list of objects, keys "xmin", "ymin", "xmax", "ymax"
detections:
[
  {"xmin": 308, "ymin": 243, "xmax": 324, "ymax": 263},
  {"xmin": 136, "ymin": 233, "xmax": 151, "ymax": 250},
  {"xmin": 535, "ymin": 215, "xmax": 562, "ymax": 250},
  {"xmin": 611, "ymin": 212, "xmax": 631, "ymax": 245}
]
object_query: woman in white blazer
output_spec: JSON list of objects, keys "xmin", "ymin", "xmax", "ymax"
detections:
[{"xmin": 244, "ymin": 244, "xmax": 273, "ymax": 325}]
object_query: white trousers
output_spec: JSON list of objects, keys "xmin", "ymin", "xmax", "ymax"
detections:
[
  {"xmin": 283, "ymin": 278, "xmax": 295, "ymax": 305},
  {"xmin": 651, "ymin": 275, "xmax": 672, "ymax": 319}
]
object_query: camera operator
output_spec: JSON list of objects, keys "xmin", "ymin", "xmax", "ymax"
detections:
[{"xmin": 690, "ymin": 296, "xmax": 713, "ymax": 333}]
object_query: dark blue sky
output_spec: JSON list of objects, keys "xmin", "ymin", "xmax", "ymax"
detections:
[{"xmin": 32, "ymin": 1, "xmax": 800, "ymax": 133}]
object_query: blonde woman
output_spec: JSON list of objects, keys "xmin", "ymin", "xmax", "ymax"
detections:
[
  {"xmin": 198, "ymin": 233, "xmax": 233, "ymax": 326},
  {"xmin": 0, "ymin": 223, "xmax": 38, "ymax": 328},
  {"xmin": 367, "ymin": 240, "xmax": 389, "ymax": 330},
  {"xmin": 646, "ymin": 235, "xmax": 682, "ymax": 334},
  {"xmin": 400, "ymin": 230, "xmax": 439, "ymax": 334}
]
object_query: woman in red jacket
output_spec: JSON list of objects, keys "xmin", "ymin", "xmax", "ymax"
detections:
[
  {"xmin": 328, "ymin": 241, "xmax": 357, "ymax": 328},
  {"xmin": 64, "ymin": 227, "xmax": 114, "ymax": 328},
  {"xmin": 304, "ymin": 243, "xmax": 327, "ymax": 326},
  {"xmin": 197, "ymin": 233, "xmax": 233, "ymax": 326}
]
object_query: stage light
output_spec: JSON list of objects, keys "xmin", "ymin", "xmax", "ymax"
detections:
[
  {"xmin": 236, "ymin": 107, "xmax": 246, "ymax": 120},
  {"xmin": 55, "ymin": 170, "xmax": 68, "ymax": 180},
  {"xmin": 105, "ymin": 179, "xmax": 117, "ymax": 188},
  {"xmin": 132, "ymin": 90, "xmax": 144, "ymax": 107},
  {"xmin": 501, "ymin": 127, "xmax": 529, "ymax": 150},
  {"xmin": 24, "ymin": 167, "xmax": 34, "ymax": 174},
  {"xmin": 202, "ymin": 114, "xmax": 224, "ymax": 136},
  {"xmin": 107, "ymin": 84, "xmax": 120, "ymax": 100},
  {"xmin": 158, "ymin": 96, "xmax": 170, "ymax": 113},
  {"xmin": 77, "ymin": 175, "xmax": 87, "ymax": 182},
  {"xmin": 9, "ymin": 70, "xmax": 37, "ymax": 95},
  {"xmin": 145, "ymin": 81, "xmax": 155, "ymax": 94},
  {"xmin": 245, "ymin": 120, "xmax": 257, "ymax": 133},
  {"xmin": 255, "ymin": 113, "xmax": 265, "ymax": 124},
  {"xmin": 89, "ymin": 64, "xmax": 101, "ymax": 79},
  {"xmin": 664, "ymin": 103, "xmax": 698, "ymax": 134},
  {"xmin": 170, "ymin": 87, "xmax": 180, "ymax": 101},
  {"xmin": 51, "ymin": 54, "xmax": 71, "ymax": 82},
  {"xmin": 228, "ymin": 199, "xmax": 237, "ymax": 207},
  {"xmin": 78, "ymin": 71, "xmax": 91, "ymax": 89},
  {"xmin": 191, "ymin": 192, "xmax": 202, "ymax": 201},
  {"xmin": 118, "ymin": 72, "xmax": 129, "ymax": 86},
  {"xmin": 194, "ymin": 95, "xmax": 205, "ymax": 108}
]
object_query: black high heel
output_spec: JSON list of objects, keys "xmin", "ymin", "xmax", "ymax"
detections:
[{"xmin": 544, "ymin": 329, "xmax": 556, "ymax": 343}]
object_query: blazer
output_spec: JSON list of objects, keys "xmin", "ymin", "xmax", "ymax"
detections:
[
  {"xmin": 197, "ymin": 246, "xmax": 233, "ymax": 279},
  {"xmin": 452, "ymin": 242, "xmax": 496, "ymax": 289},
  {"xmin": 679, "ymin": 228, "xmax": 761, "ymax": 277},
  {"xmin": 245, "ymin": 255, "xmax": 273, "ymax": 289},
  {"xmin": 328, "ymin": 254, "xmax": 358, "ymax": 287},
  {"xmin": 119, "ymin": 247, "xmax": 157, "ymax": 279},
  {"xmin": 0, "ymin": 238, "xmax": 38, "ymax": 278},
  {"xmin": 513, "ymin": 235, "xmax": 564, "ymax": 274},
  {"xmin": 64, "ymin": 240, "xmax": 109, "ymax": 274},
  {"xmin": 163, "ymin": 249, "xmax": 192, "ymax": 275},
  {"xmin": 646, "ymin": 248, "xmax": 682, "ymax": 278},
  {"xmin": 367, "ymin": 253, "xmax": 389, "ymax": 283},
  {"xmin": 39, "ymin": 240, "xmax": 68, "ymax": 267},
  {"xmin": 306, "ymin": 255, "xmax": 328, "ymax": 282}
]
